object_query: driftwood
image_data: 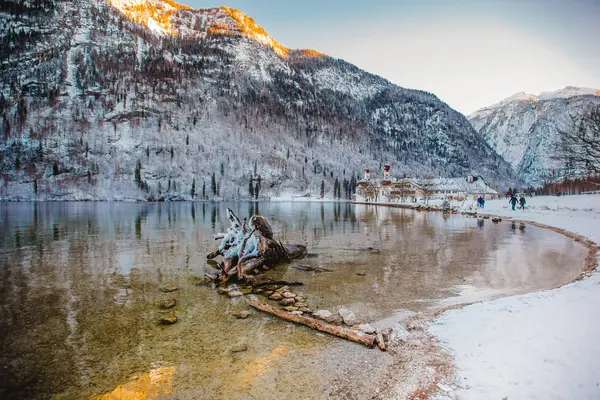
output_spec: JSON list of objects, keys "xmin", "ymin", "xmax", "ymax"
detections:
[
  {"xmin": 207, "ymin": 208, "xmax": 307, "ymax": 283},
  {"xmin": 249, "ymin": 300, "xmax": 377, "ymax": 348}
]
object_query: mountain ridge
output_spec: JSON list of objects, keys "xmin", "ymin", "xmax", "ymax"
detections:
[
  {"xmin": 0, "ymin": 0, "xmax": 518, "ymax": 200},
  {"xmin": 469, "ymin": 86, "xmax": 600, "ymax": 186}
]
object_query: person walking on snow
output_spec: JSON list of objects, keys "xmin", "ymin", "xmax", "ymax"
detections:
[
  {"xmin": 519, "ymin": 195, "xmax": 526, "ymax": 210},
  {"xmin": 509, "ymin": 194, "xmax": 518, "ymax": 210}
]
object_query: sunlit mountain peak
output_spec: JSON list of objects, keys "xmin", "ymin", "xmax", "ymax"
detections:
[
  {"xmin": 213, "ymin": 6, "xmax": 289, "ymax": 57},
  {"xmin": 107, "ymin": 0, "xmax": 191, "ymax": 35}
]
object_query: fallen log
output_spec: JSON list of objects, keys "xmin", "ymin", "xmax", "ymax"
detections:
[{"xmin": 249, "ymin": 300, "xmax": 376, "ymax": 348}]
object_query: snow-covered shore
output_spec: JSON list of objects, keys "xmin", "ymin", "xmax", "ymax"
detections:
[{"xmin": 430, "ymin": 194, "xmax": 600, "ymax": 399}]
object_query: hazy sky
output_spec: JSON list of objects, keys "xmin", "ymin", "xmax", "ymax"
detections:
[{"xmin": 184, "ymin": 0, "xmax": 600, "ymax": 114}]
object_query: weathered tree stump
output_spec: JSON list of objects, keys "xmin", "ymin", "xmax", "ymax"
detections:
[{"xmin": 207, "ymin": 208, "xmax": 307, "ymax": 283}]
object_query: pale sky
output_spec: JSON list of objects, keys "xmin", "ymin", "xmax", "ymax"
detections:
[{"xmin": 185, "ymin": 0, "xmax": 600, "ymax": 115}]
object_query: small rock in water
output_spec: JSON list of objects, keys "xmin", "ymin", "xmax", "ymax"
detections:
[
  {"xmin": 276, "ymin": 286, "xmax": 290, "ymax": 294},
  {"xmin": 233, "ymin": 310, "xmax": 251, "ymax": 319},
  {"xmin": 282, "ymin": 292, "xmax": 296, "ymax": 298},
  {"xmin": 227, "ymin": 290, "xmax": 244, "ymax": 298},
  {"xmin": 262, "ymin": 290, "xmax": 274, "ymax": 296},
  {"xmin": 230, "ymin": 343, "xmax": 248, "ymax": 353},
  {"xmin": 294, "ymin": 302, "xmax": 307, "ymax": 308},
  {"xmin": 356, "ymin": 272, "xmax": 366, "ymax": 277},
  {"xmin": 269, "ymin": 293, "xmax": 283, "ymax": 301},
  {"xmin": 312, "ymin": 310, "xmax": 334, "ymax": 320},
  {"xmin": 283, "ymin": 306, "xmax": 299, "ymax": 312},
  {"xmin": 280, "ymin": 298, "xmax": 296, "ymax": 306},
  {"xmin": 159, "ymin": 283, "xmax": 178, "ymax": 293},
  {"xmin": 356, "ymin": 324, "xmax": 376, "ymax": 334},
  {"xmin": 492, "ymin": 217, "xmax": 502, "ymax": 223},
  {"xmin": 253, "ymin": 288, "xmax": 264, "ymax": 294},
  {"xmin": 160, "ymin": 315, "xmax": 178, "ymax": 325},
  {"xmin": 290, "ymin": 311, "xmax": 303, "ymax": 315},
  {"xmin": 338, "ymin": 308, "xmax": 360, "ymax": 326},
  {"xmin": 217, "ymin": 287, "xmax": 231, "ymax": 295},
  {"xmin": 299, "ymin": 307, "xmax": 311, "ymax": 313},
  {"xmin": 160, "ymin": 298, "xmax": 177, "ymax": 310}
]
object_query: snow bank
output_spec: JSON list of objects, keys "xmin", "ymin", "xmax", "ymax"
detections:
[{"xmin": 431, "ymin": 194, "xmax": 600, "ymax": 399}]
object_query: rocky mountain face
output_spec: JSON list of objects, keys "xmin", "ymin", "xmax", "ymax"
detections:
[
  {"xmin": 0, "ymin": 0, "xmax": 518, "ymax": 200},
  {"xmin": 469, "ymin": 87, "xmax": 600, "ymax": 186}
]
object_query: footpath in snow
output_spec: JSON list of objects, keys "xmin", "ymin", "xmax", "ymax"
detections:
[{"xmin": 430, "ymin": 194, "xmax": 600, "ymax": 399}]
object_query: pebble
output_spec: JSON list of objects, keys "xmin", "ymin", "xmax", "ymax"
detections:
[
  {"xmin": 230, "ymin": 343, "xmax": 248, "ymax": 353},
  {"xmin": 325, "ymin": 316, "xmax": 343, "ymax": 324},
  {"xmin": 294, "ymin": 302, "xmax": 307, "ymax": 308},
  {"xmin": 282, "ymin": 292, "xmax": 296, "ymax": 298},
  {"xmin": 217, "ymin": 287, "xmax": 231, "ymax": 295},
  {"xmin": 299, "ymin": 307, "xmax": 311, "ymax": 313},
  {"xmin": 159, "ymin": 298, "xmax": 177, "ymax": 310},
  {"xmin": 338, "ymin": 308, "xmax": 360, "ymax": 326},
  {"xmin": 356, "ymin": 324, "xmax": 376, "ymax": 334},
  {"xmin": 262, "ymin": 290, "xmax": 274, "ymax": 296},
  {"xmin": 313, "ymin": 310, "xmax": 333, "ymax": 320},
  {"xmin": 159, "ymin": 283, "xmax": 178, "ymax": 293},
  {"xmin": 276, "ymin": 286, "xmax": 290, "ymax": 294},
  {"xmin": 290, "ymin": 311, "xmax": 303, "ymax": 315},
  {"xmin": 160, "ymin": 315, "xmax": 178, "ymax": 325},
  {"xmin": 269, "ymin": 293, "xmax": 283, "ymax": 301},
  {"xmin": 283, "ymin": 306, "xmax": 299, "ymax": 312},
  {"xmin": 227, "ymin": 290, "xmax": 244, "ymax": 298},
  {"xmin": 233, "ymin": 310, "xmax": 251, "ymax": 319},
  {"xmin": 280, "ymin": 298, "xmax": 296, "ymax": 306}
]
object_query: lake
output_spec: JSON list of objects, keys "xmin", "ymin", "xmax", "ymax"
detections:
[{"xmin": 0, "ymin": 202, "xmax": 588, "ymax": 399}]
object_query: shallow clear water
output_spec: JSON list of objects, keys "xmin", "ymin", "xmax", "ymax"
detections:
[{"xmin": 0, "ymin": 202, "xmax": 588, "ymax": 399}]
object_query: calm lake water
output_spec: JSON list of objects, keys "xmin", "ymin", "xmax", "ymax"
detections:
[{"xmin": 0, "ymin": 202, "xmax": 588, "ymax": 399}]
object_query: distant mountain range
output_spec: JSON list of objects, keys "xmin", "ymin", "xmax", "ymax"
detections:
[
  {"xmin": 469, "ymin": 87, "xmax": 600, "ymax": 186},
  {"xmin": 0, "ymin": 0, "xmax": 518, "ymax": 200}
]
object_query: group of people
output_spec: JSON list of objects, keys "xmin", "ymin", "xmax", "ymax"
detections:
[{"xmin": 509, "ymin": 193, "xmax": 526, "ymax": 210}]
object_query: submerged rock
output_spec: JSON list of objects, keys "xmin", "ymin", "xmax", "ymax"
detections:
[
  {"xmin": 160, "ymin": 315, "xmax": 178, "ymax": 325},
  {"xmin": 338, "ymin": 308, "xmax": 360, "ymax": 326},
  {"xmin": 233, "ymin": 310, "xmax": 251, "ymax": 319},
  {"xmin": 159, "ymin": 283, "xmax": 178, "ymax": 293},
  {"xmin": 269, "ymin": 293, "xmax": 283, "ymax": 301},
  {"xmin": 282, "ymin": 292, "xmax": 296, "ymax": 299},
  {"xmin": 283, "ymin": 306, "xmax": 299, "ymax": 312},
  {"xmin": 159, "ymin": 298, "xmax": 177, "ymax": 310},
  {"xmin": 280, "ymin": 298, "xmax": 296, "ymax": 306},
  {"xmin": 227, "ymin": 290, "xmax": 244, "ymax": 298},
  {"xmin": 290, "ymin": 311, "xmax": 303, "ymax": 315},
  {"xmin": 230, "ymin": 343, "xmax": 248, "ymax": 353},
  {"xmin": 217, "ymin": 287, "xmax": 231, "ymax": 295}
]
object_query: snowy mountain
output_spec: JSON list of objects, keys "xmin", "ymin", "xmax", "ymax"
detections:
[
  {"xmin": 0, "ymin": 0, "xmax": 518, "ymax": 201},
  {"xmin": 469, "ymin": 87, "xmax": 600, "ymax": 186}
]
